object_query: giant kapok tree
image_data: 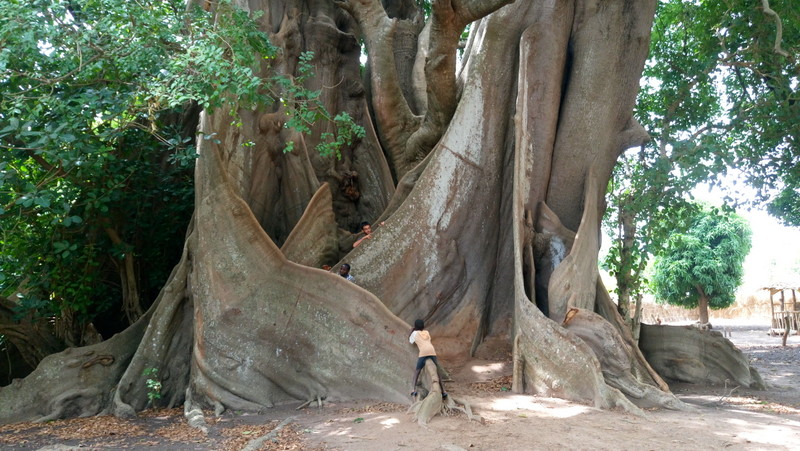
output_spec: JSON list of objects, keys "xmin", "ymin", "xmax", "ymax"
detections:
[{"xmin": 3, "ymin": 0, "xmax": 769, "ymax": 424}]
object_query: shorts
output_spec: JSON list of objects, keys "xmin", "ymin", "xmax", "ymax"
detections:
[{"xmin": 415, "ymin": 355, "xmax": 439, "ymax": 371}]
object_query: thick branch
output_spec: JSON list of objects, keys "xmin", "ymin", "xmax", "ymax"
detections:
[
  {"xmin": 26, "ymin": 150, "xmax": 68, "ymax": 179},
  {"xmin": 404, "ymin": 0, "xmax": 514, "ymax": 172},
  {"xmin": 334, "ymin": 0, "xmax": 420, "ymax": 169},
  {"xmin": 760, "ymin": 0, "xmax": 789, "ymax": 57},
  {"xmin": 337, "ymin": 0, "xmax": 513, "ymax": 178},
  {"xmin": 104, "ymin": 227, "xmax": 144, "ymax": 324},
  {"xmin": 457, "ymin": 0, "xmax": 516, "ymax": 21}
]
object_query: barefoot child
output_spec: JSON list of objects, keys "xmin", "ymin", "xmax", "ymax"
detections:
[{"xmin": 409, "ymin": 319, "xmax": 447, "ymax": 398}]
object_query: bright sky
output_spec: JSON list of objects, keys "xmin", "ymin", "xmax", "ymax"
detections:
[{"xmin": 692, "ymin": 182, "xmax": 800, "ymax": 293}]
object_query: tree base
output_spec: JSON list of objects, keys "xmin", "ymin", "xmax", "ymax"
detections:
[
  {"xmin": 639, "ymin": 324, "xmax": 765, "ymax": 389},
  {"xmin": 407, "ymin": 359, "xmax": 480, "ymax": 425}
]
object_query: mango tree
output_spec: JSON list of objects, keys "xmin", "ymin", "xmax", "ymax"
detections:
[{"xmin": 651, "ymin": 207, "xmax": 752, "ymax": 325}]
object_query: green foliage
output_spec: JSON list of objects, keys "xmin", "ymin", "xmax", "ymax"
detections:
[
  {"xmin": 143, "ymin": 367, "xmax": 162, "ymax": 404},
  {"xmin": 0, "ymin": 0, "xmax": 207, "ymax": 325},
  {"xmin": 417, "ymin": 1, "xmax": 431, "ymax": 16},
  {"xmin": 766, "ymin": 186, "xmax": 800, "ymax": 225},
  {"xmin": 651, "ymin": 206, "xmax": 752, "ymax": 311},
  {"xmin": 604, "ymin": 0, "xmax": 735, "ymax": 305},
  {"xmin": 149, "ymin": 1, "xmax": 277, "ymax": 112},
  {"xmin": 603, "ymin": 150, "xmax": 703, "ymax": 305},
  {"xmin": 316, "ymin": 113, "xmax": 366, "ymax": 159},
  {"xmin": 0, "ymin": 0, "xmax": 271, "ymax": 329},
  {"xmin": 643, "ymin": 0, "xmax": 799, "ymax": 223},
  {"xmin": 277, "ymin": 52, "xmax": 365, "ymax": 159}
]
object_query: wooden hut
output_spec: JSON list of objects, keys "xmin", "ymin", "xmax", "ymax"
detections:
[{"xmin": 761, "ymin": 285, "xmax": 800, "ymax": 335}]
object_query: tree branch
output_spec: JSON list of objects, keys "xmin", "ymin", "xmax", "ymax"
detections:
[
  {"xmin": 25, "ymin": 150, "xmax": 68, "ymax": 179},
  {"xmin": 333, "ymin": 0, "xmax": 419, "ymax": 167},
  {"xmin": 104, "ymin": 227, "xmax": 144, "ymax": 324},
  {"xmin": 760, "ymin": 0, "xmax": 789, "ymax": 57},
  {"xmin": 336, "ymin": 0, "xmax": 513, "ymax": 178},
  {"xmin": 404, "ymin": 0, "xmax": 514, "ymax": 172}
]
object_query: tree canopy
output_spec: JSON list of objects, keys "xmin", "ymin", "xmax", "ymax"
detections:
[
  {"xmin": 651, "ymin": 206, "xmax": 752, "ymax": 324},
  {"xmin": 644, "ymin": 0, "xmax": 798, "ymax": 217},
  {"xmin": 0, "ymin": 0, "xmax": 204, "ymax": 349}
]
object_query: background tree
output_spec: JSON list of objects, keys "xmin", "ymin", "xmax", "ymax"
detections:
[
  {"xmin": 651, "ymin": 206, "xmax": 753, "ymax": 325},
  {"xmin": 603, "ymin": 153, "xmax": 699, "ymax": 339},
  {"xmin": 653, "ymin": 0, "xmax": 800, "ymax": 219},
  {"xmin": 0, "ymin": 0, "xmax": 201, "ymax": 370},
  {"xmin": 604, "ymin": 0, "xmax": 798, "ymax": 335},
  {"xmin": 604, "ymin": 0, "xmax": 731, "ymax": 329}
]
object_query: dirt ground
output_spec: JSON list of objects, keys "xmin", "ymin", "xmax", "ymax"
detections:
[{"xmin": 1, "ymin": 319, "xmax": 798, "ymax": 450}]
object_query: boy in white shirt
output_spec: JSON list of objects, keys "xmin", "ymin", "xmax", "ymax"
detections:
[{"xmin": 409, "ymin": 319, "xmax": 447, "ymax": 398}]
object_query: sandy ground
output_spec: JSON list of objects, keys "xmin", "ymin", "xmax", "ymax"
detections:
[
  {"xmin": 297, "ymin": 320, "xmax": 800, "ymax": 451},
  {"xmin": 1, "ymin": 320, "xmax": 798, "ymax": 450}
]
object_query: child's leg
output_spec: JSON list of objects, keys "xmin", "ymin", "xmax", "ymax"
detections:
[
  {"xmin": 412, "ymin": 368, "xmax": 421, "ymax": 392},
  {"xmin": 411, "ymin": 357, "xmax": 424, "ymax": 394},
  {"xmin": 432, "ymin": 357, "xmax": 447, "ymax": 396}
]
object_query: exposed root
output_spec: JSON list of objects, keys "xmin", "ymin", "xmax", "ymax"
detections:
[
  {"xmin": 112, "ymin": 241, "xmax": 194, "ymax": 416},
  {"xmin": 0, "ymin": 311, "xmax": 148, "ymax": 424},
  {"xmin": 213, "ymin": 399, "xmax": 224, "ymax": 417},
  {"xmin": 408, "ymin": 360, "xmax": 443, "ymax": 425},
  {"xmin": 112, "ymin": 386, "xmax": 136, "ymax": 418},
  {"xmin": 512, "ymin": 334, "xmax": 524, "ymax": 394},
  {"xmin": 442, "ymin": 396, "xmax": 481, "ymax": 422},
  {"xmin": 296, "ymin": 396, "xmax": 325, "ymax": 411},
  {"xmin": 242, "ymin": 416, "xmax": 297, "ymax": 451},
  {"xmin": 408, "ymin": 392, "xmax": 443, "ymax": 425},
  {"xmin": 406, "ymin": 359, "xmax": 479, "ymax": 425},
  {"xmin": 36, "ymin": 388, "xmax": 104, "ymax": 423},
  {"xmin": 79, "ymin": 354, "xmax": 115, "ymax": 369},
  {"xmin": 408, "ymin": 393, "xmax": 481, "ymax": 425},
  {"xmin": 640, "ymin": 324, "xmax": 766, "ymax": 390},
  {"xmin": 717, "ymin": 381, "xmax": 740, "ymax": 404},
  {"xmin": 296, "ymin": 399, "xmax": 313, "ymax": 410},
  {"xmin": 564, "ymin": 308, "xmax": 691, "ymax": 411},
  {"xmin": 184, "ymin": 388, "xmax": 208, "ymax": 434}
]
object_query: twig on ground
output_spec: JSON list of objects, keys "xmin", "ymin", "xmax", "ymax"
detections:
[
  {"xmin": 717, "ymin": 380, "xmax": 740, "ymax": 404},
  {"xmin": 296, "ymin": 400, "xmax": 313, "ymax": 410}
]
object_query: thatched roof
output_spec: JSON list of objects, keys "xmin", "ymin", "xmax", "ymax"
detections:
[{"xmin": 760, "ymin": 285, "xmax": 800, "ymax": 295}]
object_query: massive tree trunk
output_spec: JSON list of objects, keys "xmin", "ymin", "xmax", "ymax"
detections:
[{"xmin": 1, "ymin": 0, "xmax": 710, "ymax": 423}]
